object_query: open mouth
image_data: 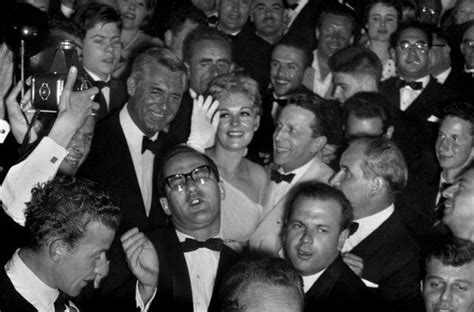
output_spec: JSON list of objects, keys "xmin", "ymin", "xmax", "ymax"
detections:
[
  {"xmin": 296, "ymin": 248, "xmax": 313, "ymax": 260},
  {"xmin": 227, "ymin": 131, "xmax": 244, "ymax": 137}
]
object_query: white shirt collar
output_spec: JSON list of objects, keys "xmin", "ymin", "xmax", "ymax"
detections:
[
  {"xmin": 302, "ymin": 269, "xmax": 326, "ymax": 293},
  {"xmin": 280, "ymin": 157, "xmax": 314, "ymax": 177},
  {"xmin": 342, "ymin": 204, "xmax": 394, "ymax": 252},
  {"xmin": 464, "ymin": 65, "xmax": 474, "ymax": 73},
  {"xmin": 5, "ymin": 249, "xmax": 59, "ymax": 311},
  {"xmin": 401, "ymin": 75, "xmax": 430, "ymax": 88},
  {"xmin": 175, "ymin": 230, "xmax": 221, "ymax": 243},
  {"xmin": 435, "ymin": 67, "xmax": 452, "ymax": 84},
  {"xmin": 83, "ymin": 66, "xmax": 110, "ymax": 82}
]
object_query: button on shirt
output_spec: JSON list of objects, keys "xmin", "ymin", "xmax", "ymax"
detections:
[
  {"xmin": 6, "ymin": 249, "xmax": 62, "ymax": 312},
  {"xmin": 342, "ymin": 204, "xmax": 395, "ymax": 252},
  {"xmin": 400, "ymin": 76, "xmax": 430, "ymax": 111},
  {"xmin": 120, "ymin": 105, "xmax": 157, "ymax": 216},
  {"xmin": 176, "ymin": 230, "xmax": 220, "ymax": 312}
]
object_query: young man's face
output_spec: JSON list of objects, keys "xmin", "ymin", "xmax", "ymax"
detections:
[
  {"xmin": 81, "ymin": 22, "xmax": 121, "ymax": 80},
  {"xmin": 423, "ymin": 258, "xmax": 474, "ymax": 312},
  {"xmin": 54, "ymin": 221, "xmax": 115, "ymax": 296},
  {"xmin": 270, "ymin": 45, "xmax": 306, "ymax": 96},
  {"xmin": 219, "ymin": 0, "xmax": 251, "ymax": 34},
  {"xmin": 284, "ymin": 196, "xmax": 348, "ymax": 276},
  {"xmin": 316, "ymin": 13, "xmax": 354, "ymax": 61}
]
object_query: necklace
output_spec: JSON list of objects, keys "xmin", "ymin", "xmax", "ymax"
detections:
[{"xmin": 123, "ymin": 30, "xmax": 141, "ymax": 50}]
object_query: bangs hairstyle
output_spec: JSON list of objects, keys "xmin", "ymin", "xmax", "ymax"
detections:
[{"xmin": 73, "ymin": 2, "xmax": 122, "ymax": 39}]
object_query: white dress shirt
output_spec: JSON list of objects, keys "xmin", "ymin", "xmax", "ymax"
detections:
[
  {"xmin": 119, "ymin": 105, "xmax": 157, "ymax": 215},
  {"xmin": 435, "ymin": 67, "xmax": 452, "ymax": 85},
  {"xmin": 1, "ymin": 137, "xmax": 68, "ymax": 226},
  {"xmin": 309, "ymin": 50, "xmax": 333, "ymax": 98},
  {"xmin": 399, "ymin": 75, "xmax": 430, "ymax": 111},
  {"xmin": 176, "ymin": 230, "xmax": 220, "ymax": 312},
  {"xmin": 6, "ymin": 250, "xmax": 62, "ymax": 312},
  {"xmin": 0, "ymin": 119, "xmax": 10, "ymax": 143},
  {"xmin": 84, "ymin": 67, "xmax": 111, "ymax": 110},
  {"xmin": 302, "ymin": 269, "xmax": 326, "ymax": 293},
  {"xmin": 342, "ymin": 204, "xmax": 395, "ymax": 252}
]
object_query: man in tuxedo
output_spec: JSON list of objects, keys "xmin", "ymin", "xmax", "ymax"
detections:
[
  {"xmin": 442, "ymin": 163, "xmax": 474, "ymax": 241},
  {"xmin": 0, "ymin": 176, "xmax": 121, "ymax": 311},
  {"xmin": 218, "ymin": 256, "xmax": 304, "ymax": 312},
  {"xmin": 302, "ymin": 4, "xmax": 356, "ymax": 98},
  {"xmin": 423, "ymin": 236, "xmax": 474, "ymax": 312},
  {"xmin": 283, "ymin": 181, "xmax": 372, "ymax": 311},
  {"xmin": 119, "ymin": 145, "xmax": 239, "ymax": 311},
  {"xmin": 379, "ymin": 22, "xmax": 460, "ymax": 233},
  {"xmin": 249, "ymin": 93, "xmax": 334, "ymax": 256},
  {"xmin": 342, "ymin": 92, "xmax": 394, "ymax": 140},
  {"xmin": 248, "ymin": 36, "xmax": 314, "ymax": 162},
  {"xmin": 330, "ymin": 46, "xmax": 382, "ymax": 103},
  {"xmin": 432, "ymin": 101, "xmax": 474, "ymax": 224},
  {"xmin": 217, "ymin": 0, "xmax": 251, "ymax": 38},
  {"xmin": 330, "ymin": 137, "xmax": 423, "ymax": 312},
  {"xmin": 73, "ymin": 3, "xmax": 127, "ymax": 119}
]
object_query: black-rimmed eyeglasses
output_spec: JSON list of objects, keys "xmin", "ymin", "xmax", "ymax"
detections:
[{"xmin": 164, "ymin": 165, "xmax": 213, "ymax": 191}]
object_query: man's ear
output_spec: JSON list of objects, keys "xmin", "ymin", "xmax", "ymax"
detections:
[
  {"xmin": 362, "ymin": 76, "xmax": 377, "ymax": 92},
  {"xmin": 49, "ymin": 239, "xmax": 67, "ymax": 263},
  {"xmin": 369, "ymin": 176, "xmax": 384, "ymax": 198},
  {"xmin": 218, "ymin": 181, "xmax": 225, "ymax": 201},
  {"xmin": 160, "ymin": 197, "xmax": 172, "ymax": 216},
  {"xmin": 164, "ymin": 30, "xmax": 173, "ymax": 48},
  {"xmin": 337, "ymin": 228, "xmax": 349, "ymax": 251},
  {"xmin": 127, "ymin": 76, "xmax": 137, "ymax": 97},
  {"xmin": 311, "ymin": 135, "xmax": 327, "ymax": 154}
]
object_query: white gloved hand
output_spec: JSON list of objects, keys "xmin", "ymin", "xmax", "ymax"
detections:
[{"xmin": 186, "ymin": 94, "xmax": 220, "ymax": 152}]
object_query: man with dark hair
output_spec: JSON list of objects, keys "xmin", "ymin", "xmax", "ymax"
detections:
[
  {"xmin": 342, "ymin": 92, "xmax": 394, "ymax": 140},
  {"xmin": 433, "ymin": 101, "xmax": 474, "ymax": 224},
  {"xmin": 331, "ymin": 137, "xmax": 423, "ymax": 312},
  {"xmin": 72, "ymin": 2, "xmax": 127, "ymax": 120},
  {"xmin": 248, "ymin": 36, "xmax": 314, "ymax": 162},
  {"xmin": 0, "ymin": 176, "xmax": 121, "ymax": 311},
  {"xmin": 423, "ymin": 236, "xmax": 474, "ymax": 312},
  {"xmin": 380, "ymin": 22, "xmax": 460, "ymax": 231},
  {"xmin": 282, "ymin": 181, "xmax": 372, "ymax": 311},
  {"xmin": 116, "ymin": 145, "xmax": 238, "ymax": 311},
  {"xmin": 218, "ymin": 256, "xmax": 304, "ymax": 312},
  {"xmin": 330, "ymin": 46, "xmax": 382, "ymax": 103},
  {"xmin": 217, "ymin": 0, "xmax": 251, "ymax": 38},
  {"xmin": 249, "ymin": 93, "xmax": 334, "ymax": 256},
  {"xmin": 164, "ymin": 4, "xmax": 209, "ymax": 60},
  {"xmin": 303, "ymin": 4, "xmax": 356, "ymax": 98}
]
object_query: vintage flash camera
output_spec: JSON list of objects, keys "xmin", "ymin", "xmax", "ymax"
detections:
[{"xmin": 31, "ymin": 40, "xmax": 91, "ymax": 112}]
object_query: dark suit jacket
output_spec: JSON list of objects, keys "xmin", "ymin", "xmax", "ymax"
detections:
[
  {"xmin": 77, "ymin": 111, "xmax": 168, "ymax": 295},
  {"xmin": 0, "ymin": 267, "xmax": 37, "ymax": 312},
  {"xmin": 305, "ymin": 255, "xmax": 375, "ymax": 312},
  {"xmin": 350, "ymin": 211, "xmax": 424, "ymax": 312},
  {"xmin": 79, "ymin": 66, "xmax": 128, "ymax": 120},
  {"xmin": 103, "ymin": 225, "xmax": 239, "ymax": 312},
  {"xmin": 285, "ymin": 0, "xmax": 323, "ymax": 50}
]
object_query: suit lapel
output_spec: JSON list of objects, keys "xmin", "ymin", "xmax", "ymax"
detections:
[
  {"xmin": 306, "ymin": 255, "xmax": 344, "ymax": 303},
  {"xmin": 404, "ymin": 78, "xmax": 439, "ymax": 119}
]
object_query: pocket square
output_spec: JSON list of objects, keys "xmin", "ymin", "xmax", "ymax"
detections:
[
  {"xmin": 362, "ymin": 278, "xmax": 379, "ymax": 288},
  {"xmin": 427, "ymin": 115, "xmax": 440, "ymax": 122}
]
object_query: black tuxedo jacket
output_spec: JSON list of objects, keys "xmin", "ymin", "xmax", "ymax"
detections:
[
  {"xmin": 305, "ymin": 255, "xmax": 375, "ymax": 312},
  {"xmin": 285, "ymin": 0, "xmax": 323, "ymax": 50},
  {"xmin": 349, "ymin": 211, "xmax": 424, "ymax": 312},
  {"xmin": 79, "ymin": 66, "xmax": 128, "ymax": 120},
  {"xmin": 0, "ymin": 267, "xmax": 37, "ymax": 312},
  {"xmin": 103, "ymin": 225, "xmax": 239, "ymax": 312}
]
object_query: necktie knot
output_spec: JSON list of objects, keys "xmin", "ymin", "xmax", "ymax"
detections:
[
  {"xmin": 271, "ymin": 170, "xmax": 295, "ymax": 184},
  {"xmin": 273, "ymin": 97, "xmax": 288, "ymax": 107},
  {"xmin": 180, "ymin": 238, "xmax": 223, "ymax": 253},
  {"xmin": 398, "ymin": 79, "xmax": 423, "ymax": 90},
  {"xmin": 92, "ymin": 80, "xmax": 113, "ymax": 90}
]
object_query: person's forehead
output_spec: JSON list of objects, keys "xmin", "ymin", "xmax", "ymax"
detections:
[
  {"xmin": 279, "ymin": 104, "xmax": 315, "ymax": 124},
  {"xmin": 241, "ymin": 282, "xmax": 302, "ymax": 311},
  {"xmin": 76, "ymin": 117, "xmax": 96, "ymax": 136},
  {"xmin": 427, "ymin": 258, "xmax": 474, "ymax": 281},
  {"xmin": 146, "ymin": 63, "xmax": 185, "ymax": 85},
  {"xmin": 398, "ymin": 27, "xmax": 428, "ymax": 42},
  {"xmin": 164, "ymin": 152, "xmax": 209, "ymax": 176},
  {"xmin": 334, "ymin": 72, "xmax": 361, "ymax": 83},
  {"xmin": 253, "ymin": 0, "xmax": 283, "ymax": 7},
  {"xmin": 369, "ymin": 3, "xmax": 398, "ymax": 15},
  {"xmin": 342, "ymin": 141, "xmax": 366, "ymax": 163},
  {"xmin": 292, "ymin": 196, "xmax": 342, "ymax": 220},
  {"xmin": 273, "ymin": 45, "xmax": 305, "ymax": 63},
  {"xmin": 191, "ymin": 39, "xmax": 231, "ymax": 60},
  {"xmin": 86, "ymin": 22, "xmax": 121, "ymax": 37},
  {"xmin": 348, "ymin": 114, "xmax": 384, "ymax": 128},
  {"xmin": 464, "ymin": 26, "xmax": 474, "ymax": 40},
  {"xmin": 321, "ymin": 13, "xmax": 352, "ymax": 29},
  {"xmin": 441, "ymin": 116, "xmax": 473, "ymax": 134}
]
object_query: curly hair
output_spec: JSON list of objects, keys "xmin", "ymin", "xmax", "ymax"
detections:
[{"xmin": 24, "ymin": 175, "xmax": 121, "ymax": 250}]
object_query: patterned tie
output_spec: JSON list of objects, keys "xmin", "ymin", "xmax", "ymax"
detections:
[
  {"xmin": 180, "ymin": 238, "xmax": 223, "ymax": 253},
  {"xmin": 270, "ymin": 170, "xmax": 295, "ymax": 184}
]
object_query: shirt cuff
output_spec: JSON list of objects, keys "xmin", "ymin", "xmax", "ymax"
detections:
[
  {"xmin": 135, "ymin": 281, "xmax": 157, "ymax": 312},
  {"xmin": 0, "ymin": 119, "xmax": 10, "ymax": 144}
]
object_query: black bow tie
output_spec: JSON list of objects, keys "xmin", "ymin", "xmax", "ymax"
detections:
[
  {"xmin": 180, "ymin": 238, "xmax": 223, "ymax": 253},
  {"xmin": 54, "ymin": 291, "xmax": 78, "ymax": 312},
  {"xmin": 207, "ymin": 15, "xmax": 219, "ymax": 26},
  {"xmin": 348, "ymin": 222, "xmax": 359, "ymax": 236},
  {"xmin": 398, "ymin": 79, "xmax": 423, "ymax": 90},
  {"xmin": 273, "ymin": 97, "xmax": 288, "ymax": 107},
  {"xmin": 142, "ymin": 136, "xmax": 161, "ymax": 154},
  {"xmin": 92, "ymin": 80, "xmax": 114, "ymax": 90},
  {"xmin": 271, "ymin": 170, "xmax": 295, "ymax": 184}
]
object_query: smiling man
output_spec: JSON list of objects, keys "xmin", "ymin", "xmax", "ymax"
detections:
[
  {"xmin": 249, "ymin": 93, "xmax": 333, "ymax": 256},
  {"xmin": 0, "ymin": 176, "xmax": 120, "ymax": 311}
]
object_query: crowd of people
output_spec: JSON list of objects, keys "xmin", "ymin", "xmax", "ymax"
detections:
[{"xmin": 0, "ymin": 0, "xmax": 474, "ymax": 311}]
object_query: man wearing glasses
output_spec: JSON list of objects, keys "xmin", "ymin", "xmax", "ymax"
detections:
[
  {"xmin": 379, "ymin": 22, "xmax": 460, "ymax": 241},
  {"xmin": 112, "ymin": 145, "xmax": 238, "ymax": 312}
]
